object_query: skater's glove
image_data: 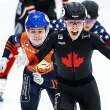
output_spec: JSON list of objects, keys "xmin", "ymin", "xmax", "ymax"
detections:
[
  {"xmin": 0, "ymin": 57, "xmax": 8, "ymax": 73},
  {"xmin": 16, "ymin": 48, "xmax": 29, "ymax": 67},
  {"xmin": 33, "ymin": 72, "xmax": 44, "ymax": 85},
  {"xmin": 37, "ymin": 59, "xmax": 52, "ymax": 74}
]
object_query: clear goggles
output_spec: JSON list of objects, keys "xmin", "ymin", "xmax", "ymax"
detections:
[{"xmin": 65, "ymin": 20, "xmax": 84, "ymax": 26}]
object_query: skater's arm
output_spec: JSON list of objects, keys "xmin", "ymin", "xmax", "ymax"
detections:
[
  {"xmin": 91, "ymin": 21, "xmax": 110, "ymax": 46},
  {"xmin": 18, "ymin": 1, "xmax": 36, "ymax": 20},
  {"xmin": 0, "ymin": 35, "xmax": 21, "ymax": 77},
  {"xmin": 2, "ymin": 35, "xmax": 20, "ymax": 58},
  {"xmin": 34, "ymin": 33, "xmax": 57, "ymax": 63},
  {"xmin": 91, "ymin": 32, "xmax": 110, "ymax": 59}
]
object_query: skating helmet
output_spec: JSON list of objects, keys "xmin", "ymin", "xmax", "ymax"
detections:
[
  {"xmin": 25, "ymin": 11, "xmax": 50, "ymax": 29},
  {"xmin": 82, "ymin": 0, "xmax": 99, "ymax": 19},
  {"xmin": 64, "ymin": 2, "xmax": 87, "ymax": 20}
]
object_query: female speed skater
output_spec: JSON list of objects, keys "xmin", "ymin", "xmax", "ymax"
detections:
[
  {"xmin": 29, "ymin": 2, "xmax": 110, "ymax": 110},
  {"xmin": 0, "ymin": 11, "xmax": 57, "ymax": 110}
]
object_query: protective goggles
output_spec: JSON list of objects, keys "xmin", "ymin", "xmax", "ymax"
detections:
[
  {"xmin": 65, "ymin": 20, "xmax": 84, "ymax": 25},
  {"xmin": 85, "ymin": 19, "xmax": 96, "ymax": 24}
]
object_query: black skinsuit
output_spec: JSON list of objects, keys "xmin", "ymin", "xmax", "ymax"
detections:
[{"xmin": 35, "ymin": 30, "xmax": 110, "ymax": 110}]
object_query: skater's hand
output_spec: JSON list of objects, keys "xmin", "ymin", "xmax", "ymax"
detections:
[
  {"xmin": 0, "ymin": 57, "xmax": 8, "ymax": 73},
  {"xmin": 36, "ymin": 60, "xmax": 53, "ymax": 74},
  {"xmin": 16, "ymin": 48, "xmax": 29, "ymax": 67},
  {"xmin": 33, "ymin": 72, "xmax": 44, "ymax": 85}
]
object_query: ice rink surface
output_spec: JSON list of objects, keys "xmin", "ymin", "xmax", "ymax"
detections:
[{"xmin": 0, "ymin": 0, "xmax": 110, "ymax": 110}]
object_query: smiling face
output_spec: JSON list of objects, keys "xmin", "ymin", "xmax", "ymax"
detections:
[
  {"xmin": 65, "ymin": 20, "xmax": 84, "ymax": 40},
  {"xmin": 28, "ymin": 27, "xmax": 46, "ymax": 46}
]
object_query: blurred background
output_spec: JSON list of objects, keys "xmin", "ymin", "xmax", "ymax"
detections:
[{"xmin": 0, "ymin": 0, "xmax": 110, "ymax": 110}]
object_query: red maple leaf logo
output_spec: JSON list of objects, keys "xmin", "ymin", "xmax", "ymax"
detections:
[
  {"xmin": 61, "ymin": 52, "xmax": 84, "ymax": 68},
  {"xmin": 73, "ymin": 52, "xmax": 84, "ymax": 68},
  {"xmin": 61, "ymin": 52, "xmax": 72, "ymax": 67}
]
